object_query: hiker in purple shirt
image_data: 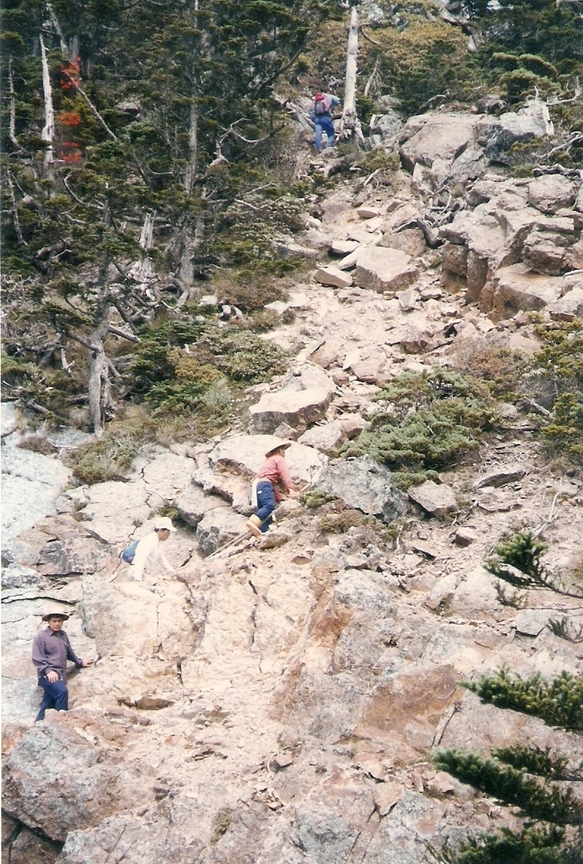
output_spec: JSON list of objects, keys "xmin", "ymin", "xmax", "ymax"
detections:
[{"xmin": 32, "ymin": 612, "xmax": 94, "ymax": 721}]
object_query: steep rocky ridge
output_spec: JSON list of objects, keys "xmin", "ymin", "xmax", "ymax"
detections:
[{"xmin": 2, "ymin": 110, "xmax": 583, "ymax": 863}]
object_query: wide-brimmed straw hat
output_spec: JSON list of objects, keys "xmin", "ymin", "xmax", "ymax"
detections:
[
  {"xmin": 265, "ymin": 441, "xmax": 292, "ymax": 458},
  {"xmin": 42, "ymin": 611, "xmax": 70, "ymax": 622}
]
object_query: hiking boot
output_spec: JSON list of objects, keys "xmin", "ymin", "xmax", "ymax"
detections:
[{"xmin": 245, "ymin": 515, "xmax": 262, "ymax": 538}]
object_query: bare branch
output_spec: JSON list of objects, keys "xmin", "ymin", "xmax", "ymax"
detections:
[
  {"xmin": 108, "ymin": 324, "xmax": 140, "ymax": 343},
  {"xmin": 63, "ymin": 174, "xmax": 106, "ymax": 211},
  {"xmin": 360, "ymin": 27, "xmax": 381, "ymax": 47},
  {"xmin": 60, "ymin": 71, "xmax": 119, "ymax": 142},
  {"xmin": 5, "ymin": 171, "xmax": 27, "ymax": 247}
]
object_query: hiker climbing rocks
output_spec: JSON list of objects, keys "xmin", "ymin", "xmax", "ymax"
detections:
[
  {"xmin": 131, "ymin": 516, "xmax": 176, "ymax": 581},
  {"xmin": 32, "ymin": 612, "xmax": 95, "ymax": 722},
  {"xmin": 246, "ymin": 442, "xmax": 298, "ymax": 537},
  {"xmin": 310, "ymin": 90, "xmax": 340, "ymax": 152}
]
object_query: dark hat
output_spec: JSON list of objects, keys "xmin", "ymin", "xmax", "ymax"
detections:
[
  {"xmin": 42, "ymin": 611, "xmax": 70, "ymax": 622},
  {"xmin": 265, "ymin": 441, "xmax": 292, "ymax": 458}
]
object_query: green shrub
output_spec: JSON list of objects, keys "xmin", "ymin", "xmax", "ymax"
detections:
[
  {"xmin": 454, "ymin": 342, "xmax": 526, "ymax": 401},
  {"xmin": 530, "ymin": 321, "xmax": 583, "ymax": 464},
  {"xmin": 301, "ymin": 488, "xmax": 334, "ymax": 509},
  {"xmin": 212, "ymin": 274, "xmax": 288, "ymax": 313},
  {"xmin": 244, "ymin": 310, "xmax": 281, "ymax": 333},
  {"xmin": 486, "ymin": 531, "xmax": 547, "ymax": 582},
  {"xmin": 128, "ymin": 318, "xmax": 287, "ymax": 416},
  {"xmin": 491, "ymin": 745, "xmax": 573, "ymax": 782},
  {"xmin": 318, "ymin": 509, "xmax": 377, "ymax": 534},
  {"xmin": 73, "ymin": 430, "xmax": 143, "ymax": 484},
  {"xmin": 210, "ymin": 807, "xmax": 232, "ymax": 845},
  {"xmin": 340, "ymin": 369, "xmax": 498, "ymax": 483}
]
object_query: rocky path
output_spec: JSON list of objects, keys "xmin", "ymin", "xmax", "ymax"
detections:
[{"xmin": 2, "ymin": 161, "xmax": 583, "ymax": 863}]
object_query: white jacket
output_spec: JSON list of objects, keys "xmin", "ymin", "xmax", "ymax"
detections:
[{"xmin": 132, "ymin": 532, "xmax": 172, "ymax": 581}]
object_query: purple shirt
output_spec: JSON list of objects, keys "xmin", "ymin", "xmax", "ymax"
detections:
[{"xmin": 32, "ymin": 628, "xmax": 83, "ymax": 681}]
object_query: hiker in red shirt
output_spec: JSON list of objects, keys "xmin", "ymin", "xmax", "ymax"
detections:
[
  {"xmin": 246, "ymin": 442, "xmax": 298, "ymax": 536},
  {"xmin": 310, "ymin": 91, "xmax": 340, "ymax": 152}
]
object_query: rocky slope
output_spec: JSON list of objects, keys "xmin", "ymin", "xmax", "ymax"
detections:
[{"xmin": 2, "ymin": 108, "xmax": 583, "ymax": 864}]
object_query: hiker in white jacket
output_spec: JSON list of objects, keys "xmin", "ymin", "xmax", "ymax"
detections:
[{"xmin": 132, "ymin": 516, "xmax": 176, "ymax": 581}]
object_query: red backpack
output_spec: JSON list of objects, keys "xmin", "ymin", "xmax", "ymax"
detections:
[{"xmin": 313, "ymin": 92, "xmax": 330, "ymax": 116}]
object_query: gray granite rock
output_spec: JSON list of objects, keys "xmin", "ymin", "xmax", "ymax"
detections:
[{"xmin": 318, "ymin": 455, "xmax": 407, "ymax": 522}]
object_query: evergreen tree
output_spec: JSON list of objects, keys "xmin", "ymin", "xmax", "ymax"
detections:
[
  {"xmin": 432, "ymin": 670, "xmax": 583, "ymax": 863},
  {"xmin": 1, "ymin": 0, "xmax": 335, "ymax": 431}
]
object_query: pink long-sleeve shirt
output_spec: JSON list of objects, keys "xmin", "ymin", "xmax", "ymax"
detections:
[{"xmin": 256, "ymin": 455, "xmax": 296, "ymax": 501}]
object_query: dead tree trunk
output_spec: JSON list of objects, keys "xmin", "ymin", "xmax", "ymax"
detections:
[
  {"xmin": 87, "ymin": 257, "xmax": 114, "ymax": 436},
  {"xmin": 128, "ymin": 211, "xmax": 155, "ymax": 282},
  {"xmin": 87, "ymin": 313, "xmax": 113, "ymax": 437},
  {"xmin": 178, "ymin": 97, "xmax": 200, "ymax": 289},
  {"xmin": 39, "ymin": 34, "xmax": 55, "ymax": 179},
  {"xmin": 46, "ymin": 1, "xmax": 69, "ymax": 57},
  {"xmin": 340, "ymin": 5, "xmax": 365, "ymax": 148},
  {"xmin": 179, "ymin": 0, "xmax": 203, "ymax": 292}
]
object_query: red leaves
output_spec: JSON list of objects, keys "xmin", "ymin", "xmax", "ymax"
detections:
[{"xmin": 59, "ymin": 57, "xmax": 81, "ymax": 91}]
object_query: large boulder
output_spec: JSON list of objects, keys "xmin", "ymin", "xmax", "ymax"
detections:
[
  {"xmin": 279, "ymin": 363, "xmax": 337, "ymax": 396},
  {"xmin": 297, "ymin": 421, "xmax": 347, "ymax": 451},
  {"xmin": 354, "ymin": 247, "xmax": 419, "ymax": 295},
  {"xmin": 484, "ymin": 101, "xmax": 554, "ymax": 164},
  {"xmin": 523, "ymin": 229, "xmax": 571, "ymax": 275},
  {"xmin": 481, "ymin": 263, "xmax": 565, "ymax": 319},
  {"xmin": 548, "ymin": 284, "xmax": 583, "ymax": 321},
  {"xmin": 249, "ymin": 388, "xmax": 332, "ymax": 435},
  {"xmin": 36, "ymin": 530, "xmax": 112, "ymax": 577},
  {"xmin": 527, "ymin": 174, "xmax": 577, "ymax": 214},
  {"xmin": 318, "ymin": 455, "xmax": 407, "ymax": 522},
  {"xmin": 314, "ymin": 265, "xmax": 354, "ymax": 288},
  {"xmin": 1, "ymin": 444, "xmax": 72, "ymax": 554},
  {"xmin": 1, "ymin": 402, "xmax": 20, "ymax": 437},
  {"xmin": 195, "ymin": 507, "xmax": 250, "ymax": 557},
  {"xmin": 82, "ymin": 574, "xmax": 195, "ymax": 659},
  {"xmin": 2, "ymin": 718, "xmax": 153, "ymax": 842},
  {"xmin": 140, "ymin": 450, "xmax": 197, "ymax": 500},
  {"xmin": 398, "ymin": 113, "xmax": 482, "ymax": 173},
  {"xmin": 77, "ymin": 479, "xmax": 151, "ymax": 544},
  {"xmin": 408, "ymin": 480, "xmax": 457, "ymax": 517},
  {"xmin": 175, "ymin": 484, "xmax": 231, "ymax": 526},
  {"xmin": 369, "ymin": 110, "xmax": 403, "ymax": 148}
]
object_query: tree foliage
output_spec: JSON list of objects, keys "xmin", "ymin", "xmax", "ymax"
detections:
[
  {"xmin": 462, "ymin": 668, "xmax": 583, "ymax": 732},
  {"xmin": 432, "ymin": 669, "xmax": 583, "ymax": 863},
  {"xmin": 1, "ymin": 0, "xmax": 334, "ymax": 430}
]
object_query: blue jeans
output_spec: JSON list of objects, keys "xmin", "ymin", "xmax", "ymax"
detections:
[
  {"xmin": 256, "ymin": 481, "xmax": 276, "ymax": 533},
  {"xmin": 35, "ymin": 676, "xmax": 69, "ymax": 721},
  {"xmin": 314, "ymin": 116, "xmax": 335, "ymax": 151}
]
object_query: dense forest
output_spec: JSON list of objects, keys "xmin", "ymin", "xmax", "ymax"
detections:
[{"xmin": 2, "ymin": 0, "xmax": 583, "ymax": 441}]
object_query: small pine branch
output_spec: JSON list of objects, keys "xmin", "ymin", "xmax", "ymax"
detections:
[
  {"xmin": 485, "ymin": 532, "xmax": 583, "ymax": 598},
  {"xmin": 463, "ymin": 669, "xmax": 583, "ymax": 732},
  {"xmin": 492, "ymin": 745, "xmax": 574, "ymax": 781},
  {"xmin": 431, "ymin": 748, "xmax": 583, "ymax": 825}
]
